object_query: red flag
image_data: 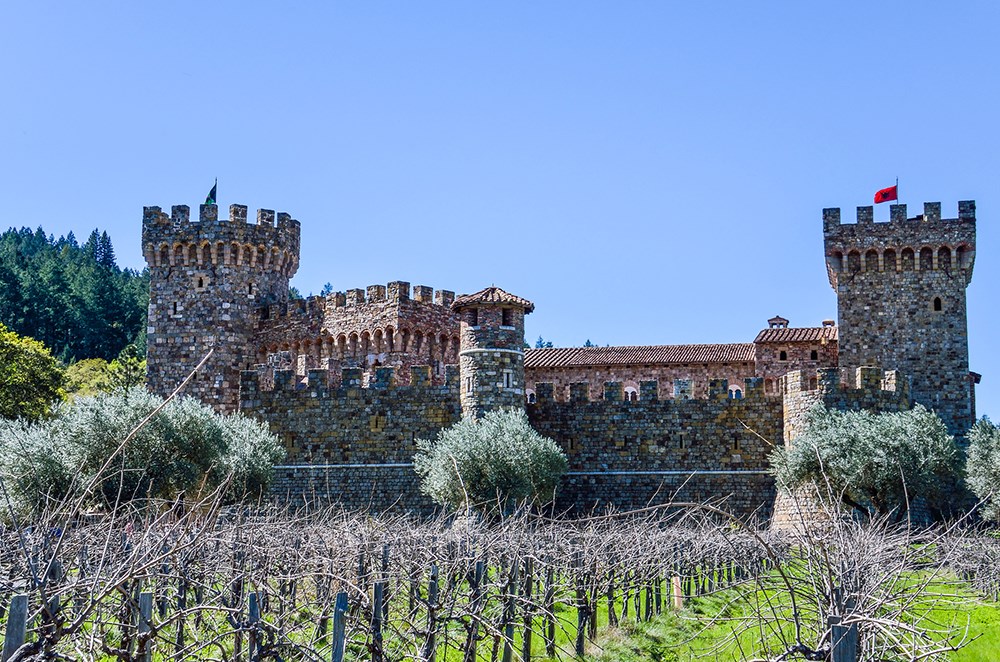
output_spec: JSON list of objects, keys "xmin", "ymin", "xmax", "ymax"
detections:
[{"xmin": 874, "ymin": 185, "xmax": 898, "ymax": 204}]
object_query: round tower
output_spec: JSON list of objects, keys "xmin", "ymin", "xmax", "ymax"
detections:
[
  {"xmin": 822, "ymin": 201, "xmax": 976, "ymax": 434},
  {"xmin": 451, "ymin": 286, "xmax": 534, "ymax": 418},
  {"xmin": 141, "ymin": 203, "xmax": 300, "ymax": 413}
]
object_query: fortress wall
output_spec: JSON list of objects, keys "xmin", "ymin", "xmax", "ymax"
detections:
[
  {"xmin": 528, "ymin": 378, "xmax": 783, "ymax": 518},
  {"xmin": 525, "ymin": 361, "xmax": 756, "ymax": 402}
]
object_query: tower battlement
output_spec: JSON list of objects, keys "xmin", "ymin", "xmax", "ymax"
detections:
[
  {"xmin": 142, "ymin": 204, "xmax": 300, "ymax": 276},
  {"xmin": 326, "ymin": 282, "xmax": 456, "ymax": 308}
]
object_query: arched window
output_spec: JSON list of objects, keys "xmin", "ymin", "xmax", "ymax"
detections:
[
  {"xmin": 957, "ymin": 245, "xmax": 971, "ymax": 270},
  {"xmin": 829, "ymin": 251, "xmax": 844, "ymax": 272},
  {"xmin": 847, "ymin": 251, "xmax": 861, "ymax": 272},
  {"xmin": 883, "ymin": 248, "xmax": 897, "ymax": 272},
  {"xmin": 865, "ymin": 249, "xmax": 879, "ymax": 272},
  {"xmin": 526, "ymin": 389, "xmax": 537, "ymax": 404},
  {"xmin": 624, "ymin": 386, "xmax": 639, "ymax": 402},
  {"xmin": 901, "ymin": 248, "xmax": 915, "ymax": 271},
  {"xmin": 933, "ymin": 297, "xmax": 943, "ymax": 312},
  {"xmin": 728, "ymin": 386, "xmax": 743, "ymax": 400},
  {"xmin": 938, "ymin": 246, "xmax": 952, "ymax": 271},
  {"xmin": 920, "ymin": 247, "xmax": 934, "ymax": 270}
]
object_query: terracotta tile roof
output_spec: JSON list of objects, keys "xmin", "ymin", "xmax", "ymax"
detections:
[
  {"xmin": 451, "ymin": 286, "xmax": 534, "ymax": 313},
  {"xmin": 524, "ymin": 343, "xmax": 755, "ymax": 369},
  {"xmin": 753, "ymin": 327, "xmax": 839, "ymax": 343}
]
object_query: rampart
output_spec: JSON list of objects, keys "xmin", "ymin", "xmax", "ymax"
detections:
[
  {"xmin": 142, "ymin": 204, "xmax": 301, "ymax": 278},
  {"xmin": 239, "ymin": 364, "xmax": 461, "ymax": 513},
  {"xmin": 527, "ymin": 377, "xmax": 783, "ymax": 518}
]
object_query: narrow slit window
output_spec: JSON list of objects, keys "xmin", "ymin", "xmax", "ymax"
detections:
[
  {"xmin": 933, "ymin": 297, "xmax": 942, "ymax": 312},
  {"xmin": 469, "ymin": 309, "xmax": 478, "ymax": 327},
  {"xmin": 810, "ymin": 349, "xmax": 818, "ymax": 361},
  {"xmin": 172, "ymin": 302, "xmax": 178, "ymax": 315},
  {"xmin": 501, "ymin": 308, "xmax": 513, "ymax": 326}
]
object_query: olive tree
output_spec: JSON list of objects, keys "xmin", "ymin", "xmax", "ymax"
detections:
[
  {"xmin": 770, "ymin": 404, "xmax": 962, "ymax": 520},
  {"xmin": 965, "ymin": 417, "xmax": 1000, "ymax": 520},
  {"xmin": 0, "ymin": 387, "xmax": 284, "ymax": 516},
  {"xmin": 413, "ymin": 408, "xmax": 568, "ymax": 512}
]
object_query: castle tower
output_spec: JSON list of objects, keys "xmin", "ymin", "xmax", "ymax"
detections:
[
  {"xmin": 823, "ymin": 201, "xmax": 976, "ymax": 434},
  {"xmin": 451, "ymin": 286, "xmax": 533, "ymax": 418},
  {"xmin": 142, "ymin": 204, "xmax": 300, "ymax": 413}
]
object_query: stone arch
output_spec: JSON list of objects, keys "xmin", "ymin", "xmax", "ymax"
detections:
[
  {"xmin": 414, "ymin": 330, "xmax": 424, "ymax": 355},
  {"xmin": 216, "ymin": 242, "xmax": 226, "ymax": 266},
  {"xmin": 399, "ymin": 328, "xmax": 411, "ymax": 353},
  {"xmin": 348, "ymin": 333, "xmax": 359, "ymax": 358},
  {"xmin": 847, "ymin": 250, "xmax": 861, "ymax": 272},
  {"xmin": 901, "ymin": 248, "xmax": 915, "ymax": 271},
  {"xmin": 526, "ymin": 389, "xmax": 537, "ymax": 404},
  {"xmin": 439, "ymin": 334, "xmax": 449, "ymax": 362},
  {"xmin": 624, "ymin": 386, "xmax": 639, "ymax": 402},
  {"xmin": 919, "ymin": 246, "xmax": 934, "ymax": 271},
  {"xmin": 157, "ymin": 243, "xmax": 169, "ymax": 267},
  {"xmin": 728, "ymin": 384, "xmax": 743, "ymax": 400},
  {"xmin": 883, "ymin": 248, "xmax": 897, "ymax": 272},
  {"xmin": 829, "ymin": 251, "xmax": 844, "ymax": 272},
  {"xmin": 336, "ymin": 334, "xmax": 347, "ymax": 360},
  {"xmin": 229, "ymin": 242, "xmax": 240, "ymax": 266},
  {"xmin": 373, "ymin": 329, "xmax": 384, "ymax": 354},
  {"xmin": 864, "ymin": 249, "xmax": 879, "ymax": 272},
  {"xmin": 172, "ymin": 243, "xmax": 184, "ymax": 267},
  {"xmin": 938, "ymin": 245, "xmax": 952, "ymax": 271},
  {"xmin": 956, "ymin": 244, "xmax": 970, "ymax": 270},
  {"xmin": 360, "ymin": 331, "xmax": 371, "ymax": 357},
  {"xmin": 200, "ymin": 242, "xmax": 211, "ymax": 266},
  {"xmin": 187, "ymin": 243, "xmax": 197, "ymax": 266},
  {"xmin": 385, "ymin": 326, "xmax": 395, "ymax": 352}
]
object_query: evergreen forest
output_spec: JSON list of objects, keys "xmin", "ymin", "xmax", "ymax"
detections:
[{"xmin": 0, "ymin": 227, "xmax": 148, "ymax": 362}]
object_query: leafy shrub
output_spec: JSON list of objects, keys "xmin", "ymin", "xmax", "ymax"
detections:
[
  {"xmin": 413, "ymin": 408, "xmax": 567, "ymax": 512},
  {"xmin": 0, "ymin": 387, "xmax": 284, "ymax": 516},
  {"xmin": 965, "ymin": 417, "xmax": 1000, "ymax": 520},
  {"xmin": 0, "ymin": 323, "xmax": 64, "ymax": 420},
  {"xmin": 770, "ymin": 404, "xmax": 962, "ymax": 520}
]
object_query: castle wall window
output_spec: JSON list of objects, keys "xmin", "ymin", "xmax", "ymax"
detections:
[
  {"xmin": 728, "ymin": 386, "xmax": 743, "ymax": 400},
  {"xmin": 501, "ymin": 308, "xmax": 513, "ymax": 327},
  {"xmin": 920, "ymin": 247, "xmax": 934, "ymax": 271},
  {"xmin": 526, "ymin": 389, "xmax": 536, "ymax": 404},
  {"xmin": 901, "ymin": 248, "xmax": 915, "ymax": 270},
  {"xmin": 938, "ymin": 246, "xmax": 952, "ymax": 271},
  {"xmin": 810, "ymin": 349, "xmax": 818, "ymax": 361},
  {"xmin": 624, "ymin": 386, "xmax": 639, "ymax": 401},
  {"xmin": 779, "ymin": 350, "xmax": 788, "ymax": 361},
  {"xmin": 248, "ymin": 284, "xmax": 254, "ymax": 295},
  {"xmin": 465, "ymin": 376, "xmax": 474, "ymax": 393},
  {"xmin": 468, "ymin": 309, "xmax": 478, "ymax": 327},
  {"xmin": 503, "ymin": 371, "xmax": 514, "ymax": 388},
  {"xmin": 933, "ymin": 297, "xmax": 943, "ymax": 312},
  {"xmin": 884, "ymin": 248, "xmax": 897, "ymax": 272},
  {"xmin": 172, "ymin": 302, "xmax": 178, "ymax": 315}
]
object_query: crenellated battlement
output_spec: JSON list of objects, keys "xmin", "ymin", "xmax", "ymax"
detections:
[
  {"xmin": 531, "ymin": 376, "xmax": 769, "ymax": 404},
  {"xmin": 141, "ymin": 204, "xmax": 301, "ymax": 276},
  {"xmin": 241, "ymin": 364, "xmax": 460, "ymax": 397},
  {"xmin": 780, "ymin": 367, "xmax": 912, "ymax": 443},
  {"xmin": 326, "ymin": 281, "xmax": 456, "ymax": 308},
  {"xmin": 823, "ymin": 201, "xmax": 976, "ymax": 289}
]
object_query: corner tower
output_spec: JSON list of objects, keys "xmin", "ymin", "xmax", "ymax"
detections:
[
  {"xmin": 823, "ymin": 201, "xmax": 976, "ymax": 434},
  {"xmin": 142, "ymin": 204, "xmax": 300, "ymax": 412},
  {"xmin": 451, "ymin": 286, "xmax": 533, "ymax": 418}
]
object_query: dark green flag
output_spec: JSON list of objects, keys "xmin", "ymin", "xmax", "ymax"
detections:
[{"xmin": 205, "ymin": 179, "xmax": 217, "ymax": 205}]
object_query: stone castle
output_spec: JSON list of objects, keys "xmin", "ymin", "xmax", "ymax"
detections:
[{"xmin": 141, "ymin": 200, "xmax": 980, "ymax": 518}]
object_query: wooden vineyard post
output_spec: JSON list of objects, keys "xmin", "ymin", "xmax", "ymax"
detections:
[
  {"xmin": 522, "ymin": 557, "xmax": 533, "ymax": 662},
  {"xmin": 829, "ymin": 616, "xmax": 858, "ymax": 662},
  {"xmin": 2, "ymin": 594, "xmax": 28, "ymax": 662},
  {"xmin": 654, "ymin": 573, "xmax": 662, "ymax": 615},
  {"xmin": 671, "ymin": 576, "xmax": 684, "ymax": 610},
  {"xmin": 574, "ymin": 552, "xmax": 586, "ymax": 658},
  {"xmin": 248, "ymin": 592, "xmax": 261, "ymax": 662},
  {"xmin": 463, "ymin": 560, "xmax": 485, "ymax": 662},
  {"xmin": 421, "ymin": 564, "xmax": 439, "ymax": 662},
  {"xmin": 501, "ymin": 560, "xmax": 519, "ymax": 662},
  {"xmin": 372, "ymin": 572, "xmax": 385, "ymax": 662},
  {"xmin": 138, "ymin": 591, "xmax": 153, "ymax": 662},
  {"xmin": 543, "ymin": 563, "xmax": 556, "ymax": 659},
  {"xmin": 330, "ymin": 592, "xmax": 348, "ymax": 662}
]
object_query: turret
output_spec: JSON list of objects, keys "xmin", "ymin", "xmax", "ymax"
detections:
[
  {"xmin": 822, "ymin": 200, "xmax": 976, "ymax": 434},
  {"xmin": 451, "ymin": 286, "xmax": 533, "ymax": 418},
  {"xmin": 142, "ymin": 203, "xmax": 301, "ymax": 412}
]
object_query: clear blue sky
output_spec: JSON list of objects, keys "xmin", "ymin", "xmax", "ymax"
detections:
[{"xmin": 1, "ymin": 2, "xmax": 997, "ymax": 419}]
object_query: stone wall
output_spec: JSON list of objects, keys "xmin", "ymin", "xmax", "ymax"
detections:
[
  {"xmin": 528, "ymin": 377, "xmax": 783, "ymax": 518},
  {"xmin": 525, "ymin": 361, "xmax": 756, "ymax": 402}
]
